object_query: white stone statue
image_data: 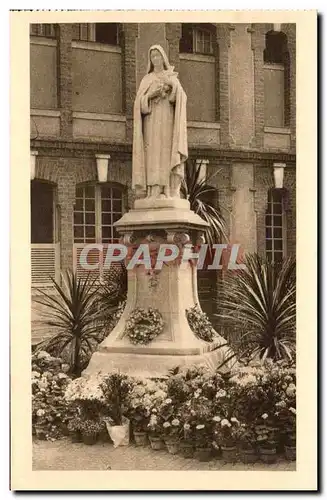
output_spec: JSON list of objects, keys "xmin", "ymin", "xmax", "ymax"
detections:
[{"xmin": 132, "ymin": 44, "xmax": 188, "ymax": 199}]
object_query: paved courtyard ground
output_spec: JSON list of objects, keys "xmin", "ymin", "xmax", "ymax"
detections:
[{"xmin": 33, "ymin": 438, "xmax": 296, "ymax": 471}]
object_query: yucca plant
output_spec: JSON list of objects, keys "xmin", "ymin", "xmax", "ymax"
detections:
[
  {"xmin": 217, "ymin": 253, "xmax": 296, "ymax": 363},
  {"xmin": 97, "ymin": 262, "xmax": 127, "ymax": 340},
  {"xmin": 33, "ymin": 270, "xmax": 105, "ymax": 377},
  {"xmin": 181, "ymin": 159, "xmax": 228, "ymax": 247}
]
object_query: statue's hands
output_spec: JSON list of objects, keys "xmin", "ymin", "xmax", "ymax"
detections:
[{"xmin": 148, "ymin": 87, "xmax": 163, "ymax": 100}]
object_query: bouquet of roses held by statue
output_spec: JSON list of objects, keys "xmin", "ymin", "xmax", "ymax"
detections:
[{"xmin": 152, "ymin": 69, "xmax": 178, "ymax": 102}]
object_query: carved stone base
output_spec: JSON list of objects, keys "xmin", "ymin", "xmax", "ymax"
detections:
[
  {"xmin": 84, "ymin": 344, "xmax": 233, "ymax": 379},
  {"xmin": 84, "ymin": 206, "xmax": 232, "ymax": 379}
]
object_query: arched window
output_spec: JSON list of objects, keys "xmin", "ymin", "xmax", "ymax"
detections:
[
  {"xmin": 30, "ymin": 24, "xmax": 57, "ymax": 38},
  {"xmin": 265, "ymin": 188, "xmax": 287, "ymax": 262},
  {"xmin": 72, "ymin": 23, "xmax": 120, "ymax": 45},
  {"xmin": 264, "ymin": 31, "xmax": 290, "ymax": 127},
  {"xmin": 73, "ymin": 183, "xmax": 125, "ymax": 280},
  {"xmin": 179, "ymin": 23, "xmax": 217, "ymax": 122}
]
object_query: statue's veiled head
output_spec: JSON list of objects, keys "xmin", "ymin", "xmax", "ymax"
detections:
[{"xmin": 147, "ymin": 44, "xmax": 171, "ymax": 73}]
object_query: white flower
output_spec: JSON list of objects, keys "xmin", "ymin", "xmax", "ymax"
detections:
[
  {"xmin": 172, "ymin": 419, "xmax": 180, "ymax": 426},
  {"xmin": 163, "ymin": 421, "xmax": 171, "ymax": 428},
  {"xmin": 261, "ymin": 413, "xmax": 268, "ymax": 420},
  {"xmin": 216, "ymin": 389, "xmax": 227, "ymax": 398},
  {"xmin": 212, "ymin": 416, "xmax": 221, "ymax": 422},
  {"xmin": 36, "ymin": 409, "xmax": 45, "ymax": 417},
  {"xmin": 31, "ymin": 371, "xmax": 40, "ymax": 379},
  {"xmin": 286, "ymin": 384, "xmax": 296, "ymax": 396},
  {"xmin": 165, "ymin": 398, "xmax": 172, "ymax": 405},
  {"xmin": 230, "ymin": 417, "xmax": 239, "ymax": 424},
  {"xmin": 289, "ymin": 407, "xmax": 296, "ymax": 415},
  {"xmin": 221, "ymin": 419, "xmax": 230, "ymax": 427},
  {"xmin": 184, "ymin": 423, "xmax": 190, "ymax": 430},
  {"xmin": 196, "ymin": 424, "xmax": 205, "ymax": 430}
]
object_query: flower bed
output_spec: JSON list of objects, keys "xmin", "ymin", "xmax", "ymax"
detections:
[{"xmin": 32, "ymin": 356, "xmax": 296, "ymax": 462}]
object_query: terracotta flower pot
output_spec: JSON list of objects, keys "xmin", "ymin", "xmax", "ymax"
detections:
[
  {"xmin": 134, "ymin": 431, "xmax": 148, "ymax": 447},
  {"xmin": 82, "ymin": 432, "xmax": 98, "ymax": 445},
  {"xmin": 164, "ymin": 438, "xmax": 179, "ymax": 455},
  {"xmin": 284, "ymin": 445, "xmax": 296, "ymax": 461},
  {"xmin": 221, "ymin": 445, "xmax": 237, "ymax": 462},
  {"xmin": 259, "ymin": 445, "xmax": 277, "ymax": 464},
  {"xmin": 149, "ymin": 435, "xmax": 165, "ymax": 450},
  {"xmin": 195, "ymin": 447, "xmax": 212, "ymax": 462},
  {"xmin": 180, "ymin": 441, "xmax": 194, "ymax": 458},
  {"xmin": 35, "ymin": 426, "xmax": 47, "ymax": 440}
]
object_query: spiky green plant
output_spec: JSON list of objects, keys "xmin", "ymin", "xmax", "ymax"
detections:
[
  {"xmin": 98, "ymin": 262, "xmax": 127, "ymax": 325},
  {"xmin": 33, "ymin": 270, "xmax": 104, "ymax": 377},
  {"xmin": 181, "ymin": 159, "xmax": 228, "ymax": 246},
  {"xmin": 217, "ymin": 253, "xmax": 296, "ymax": 363}
]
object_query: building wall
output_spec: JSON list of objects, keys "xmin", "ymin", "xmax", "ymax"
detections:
[{"xmin": 30, "ymin": 22, "xmax": 296, "ymax": 340}]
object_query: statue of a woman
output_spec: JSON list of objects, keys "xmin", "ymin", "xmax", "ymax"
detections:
[{"xmin": 132, "ymin": 44, "xmax": 188, "ymax": 199}]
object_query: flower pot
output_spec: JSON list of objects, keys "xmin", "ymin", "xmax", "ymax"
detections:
[
  {"xmin": 82, "ymin": 432, "xmax": 98, "ymax": 445},
  {"xmin": 105, "ymin": 416, "xmax": 130, "ymax": 448},
  {"xmin": 180, "ymin": 441, "xmax": 194, "ymax": 458},
  {"xmin": 240, "ymin": 447, "xmax": 258, "ymax": 464},
  {"xmin": 35, "ymin": 426, "xmax": 47, "ymax": 440},
  {"xmin": 71, "ymin": 430, "xmax": 82, "ymax": 443},
  {"xmin": 259, "ymin": 446, "xmax": 277, "ymax": 464},
  {"xmin": 149, "ymin": 435, "xmax": 165, "ymax": 450},
  {"xmin": 284, "ymin": 445, "xmax": 296, "ymax": 461},
  {"xmin": 164, "ymin": 438, "xmax": 179, "ymax": 455},
  {"xmin": 134, "ymin": 431, "xmax": 148, "ymax": 447},
  {"xmin": 221, "ymin": 445, "xmax": 237, "ymax": 463},
  {"xmin": 195, "ymin": 447, "xmax": 212, "ymax": 462}
]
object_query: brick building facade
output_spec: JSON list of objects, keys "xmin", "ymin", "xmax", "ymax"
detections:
[{"xmin": 30, "ymin": 22, "xmax": 296, "ymax": 341}]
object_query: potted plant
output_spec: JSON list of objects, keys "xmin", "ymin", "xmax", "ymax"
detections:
[
  {"xmin": 238, "ymin": 423, "xmax": 258, "ymax": 464},
  {"xmin": 67, "ymin": 415, "xmax": 83, "ymax": 443},
  {"xmin": 80, "ymin": 419, "xmax": 102, "ymax": 445},
  {"xmin": 282, "ymin": 407, "xmax": 296, "ymax": 461},
  {"xmin": 179, "ymin": 423, "xmax": 195, "ymax": 458},
  {"xmin": 213, "ymin": 416, "xmax": 242, "ymax": 462},
  {"xmin": 256, "ymin": 417, "xmax": 277, "ymax": 464},
  {"xmin": 101, "ymin": 373, "xmax": 133, "ymax": 448},
  {"xmin": 147, "ymin": 411, "xmax": 165, "ymax": 450},
  {"xmin": 162, "ymin": 419, "xmax": 181, "ymax": 455},
  {"xmin": 194, "ymin": 424, "xmax": 212, "ymax": 462}
]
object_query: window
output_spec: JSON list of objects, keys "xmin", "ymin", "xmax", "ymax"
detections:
[
  {"xmin": 263, "ymin": 31, "xmax": 290, "ymax": 127},
  {"xmin": 180, "ymin": 24, "xmax": 214, "ymax": 55},
  {"xmin": 73, "ymin": 183, "xmax": 123, "ymax": 244},
  {"xmin": 72, "ymin": 23, "xmax": 120, "ymax": 45},
  {"xmin": 31, "ymin": 180, "xmax": 55, "ymax": 244},
  {"xmin": 265, "ymin": 189, "xmax": 286, "ymax": 262},
  {"xmin": 30, "ymin": 24, "xmax": 56, "ymax": 38}
]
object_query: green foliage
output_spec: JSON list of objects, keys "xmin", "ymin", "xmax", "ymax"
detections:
[
  {"xmin": 181, "ymin": 159, "xmax": 228, "ymax": 247},
  {"xmin": 34, "ymin": 270, "xmax": 105, "ymax": 377},
  {"xmin": 217, "ymin": 253, "xmax": 296, "ymax": 363}
]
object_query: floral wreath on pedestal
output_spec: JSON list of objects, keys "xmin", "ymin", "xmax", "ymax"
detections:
[{"xmin": 124, "ymin": 307, "xmax": 164, "ymax": 345}]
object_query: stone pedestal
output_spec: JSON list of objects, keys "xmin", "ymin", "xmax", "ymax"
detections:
[{"xmin": 84, "ymin": 201, "xmax": 231, "ymax": 378}]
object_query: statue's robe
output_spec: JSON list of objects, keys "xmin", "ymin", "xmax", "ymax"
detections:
[{"xmin": 132, "ymin": 69, "xmax": 188, "ymax": 192}]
